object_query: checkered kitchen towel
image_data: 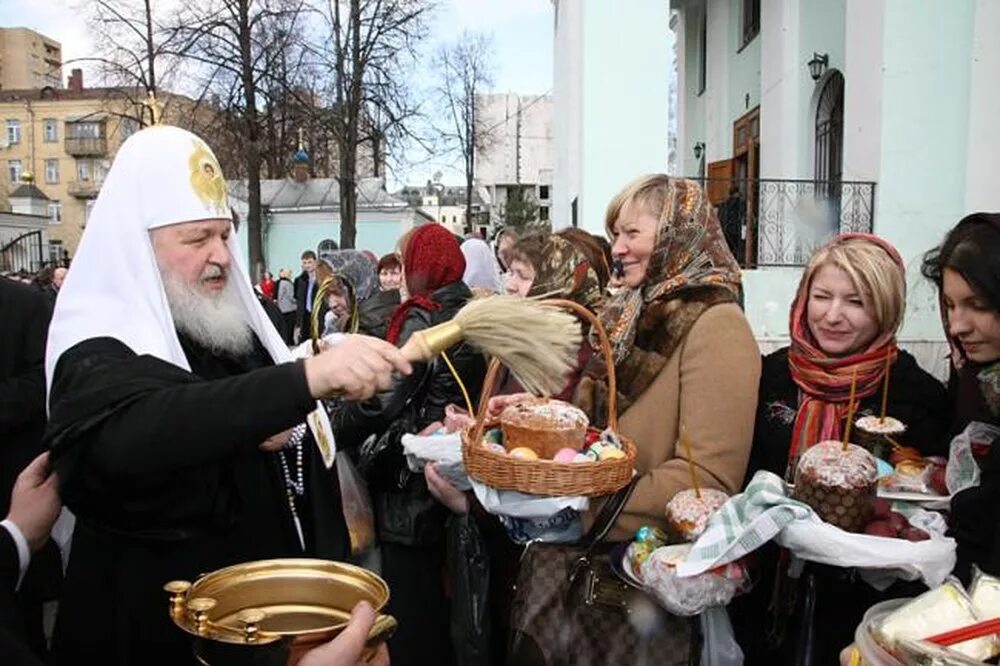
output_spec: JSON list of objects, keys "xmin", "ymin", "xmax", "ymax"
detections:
[{"xmin": 675, "ymin": 471, "xmax": 814, "ymax": 578}]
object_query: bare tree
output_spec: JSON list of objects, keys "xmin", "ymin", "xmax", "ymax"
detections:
[
  {"xmin": 168, "ymin": 0, "xmax": 310, "ymax": 278},
  {"xmin": 314, "ymin": 0, "xmax": 432, "ymax": 249},
  {"xmin": 434, "ymin": 31, "xmax": 494, "ymax": 234}
]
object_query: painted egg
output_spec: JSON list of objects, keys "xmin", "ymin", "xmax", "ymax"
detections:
[
  {"xmin": 484, "ymin": 428, "xmax": 504, "ymax": 444},
  {"xmin": 553, "ymin": 448, "xmax": 579, "ymax": 463},
  {"xmin": 509, "ymin": 447, "xmax": 539, "ymax": 461},
  {"xmin": 587, "ymin": 443, "xmax": 604, "ymax": 457},
  {"xmin": 573, "ymin": 453, "xmax": 592, "ymax": 463},
  {"xmin": 635, "ymin": 525, "xmax": 668, "ymax": 545},
  {"xmin": 599, "ymin": 447, "xmax": 626, "ymax": 461},
  {"xmin": 485, "ymin": 442, "xmax": 507, "ymax": 455}
]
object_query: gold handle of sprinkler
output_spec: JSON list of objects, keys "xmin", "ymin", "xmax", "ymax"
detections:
[{"xmin": 397, "ymin": 320, "xmax": 463, "ymax": 363}]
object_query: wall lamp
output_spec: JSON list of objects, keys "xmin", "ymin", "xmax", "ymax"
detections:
[{"xmin": 808, "ymin": 52, "xmax": 829, "ymax": 82}]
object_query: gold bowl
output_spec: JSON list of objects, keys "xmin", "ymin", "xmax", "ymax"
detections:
[{"xmin": 166, "ymin": 558, "xmax": 395, "ymax": 665}]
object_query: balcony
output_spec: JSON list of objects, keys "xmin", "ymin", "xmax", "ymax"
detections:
[
  {"xmin": 686, "ymin": 177, "xmax": 876, "ymax": 267},
  {"xmin": 66, "ymin": 179, "xmax": 103, "ymax": 199},
  {"xmin": 64, "ymin": 136, "xmax": 107, "ymax": 156}
]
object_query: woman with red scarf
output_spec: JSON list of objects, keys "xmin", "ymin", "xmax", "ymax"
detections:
[
  {"xmin": 733, "ymin": 234, "xmax": 951, "ymax": 665},
  {"xmin": 329, "ymin": 224, "xmax": 487, "ymax": 666}
]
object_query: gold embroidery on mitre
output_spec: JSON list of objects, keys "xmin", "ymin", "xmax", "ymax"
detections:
[{"xmin": 188, "ymin": 140, "xmax": 229, "ymax": 215}]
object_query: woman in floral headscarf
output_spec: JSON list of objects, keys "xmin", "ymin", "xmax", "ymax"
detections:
[
  {"xmin": 575, "ymin": 175, "xmax": 760, "ymax": 542},
  {"xmin": 425, "ymin": 229, "xmax": 608, "ymax": 665}
]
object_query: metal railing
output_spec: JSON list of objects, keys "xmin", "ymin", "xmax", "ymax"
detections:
[
  {"xmin": 686, "ymin": 177, "xmax": 876, "ymax": 267},
  {"xmin": 0, "ymin": 230, "xmax": 45, "ymax": 273}
]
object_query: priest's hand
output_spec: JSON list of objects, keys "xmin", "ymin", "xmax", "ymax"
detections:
[
  {"xmin": 259, "ymin": 428, "xmax": 292, "ymax": 452},
  {"xmin": 305, "ymin": 334, "xmax": 412, "ymax": 401},
  {"xmin": 298, "ymin": 601, "xmax": 390, "ymax": 666},
  {"xmin": 6, "ymin": 452, "xmax": 62, "ymax": 553}
]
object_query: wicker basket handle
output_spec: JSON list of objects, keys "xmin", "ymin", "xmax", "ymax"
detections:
[{"xmin": 469, "ymin": 298, "xmax": 618, "ymax": 444}]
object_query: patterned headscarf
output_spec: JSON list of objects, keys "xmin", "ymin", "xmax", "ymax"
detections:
[
  {"xmin": 527, "ymin": 235, "xmax": 604, "ymax": 313},
  {"xmin": 386, "ymin": 225, "xmax": 466, "ymax": 344},
  {"xmin": 599, "ymin": 177, "xmax": 742, "ymax": 364},
  {"xmin": 319, "ymin": 249, "xmax": 378, "ymax": 301},
  {"xmin": 786, "ymin": 233, "xmax": 904, "ymax": 472},
  {"xmin": 310, "ymin": 250, "xmax": 379, "ymax": 337}
]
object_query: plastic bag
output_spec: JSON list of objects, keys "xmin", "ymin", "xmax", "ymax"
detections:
[
  {"xmin": 946, "ymin": 421, "xmax": 1000, "ymax": 495},
  {"xmin": 641, "ymin": 546, "xmax": 747, "ymax": 616},
  {"xmin": 336, "ymin": 450, "xmax": 375, "ymax": 554},
  {"xmin": 699, "ymin": 607, "xmax": 744, "ymax": 666}
]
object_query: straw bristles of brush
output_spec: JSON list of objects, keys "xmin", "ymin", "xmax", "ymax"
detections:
[{"xmin": 453, "ymin": 295, "xmax": 582, "ymax": 396}]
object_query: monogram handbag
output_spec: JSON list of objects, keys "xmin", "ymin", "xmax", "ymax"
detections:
[{"xmin": 506, "ymin": 478, "xmax": 700, "ymax": 666}]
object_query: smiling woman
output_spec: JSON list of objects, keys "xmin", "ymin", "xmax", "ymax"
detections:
[{"xmin": 735, "ymin": 233, "xmax": 952, "ymax": 664}]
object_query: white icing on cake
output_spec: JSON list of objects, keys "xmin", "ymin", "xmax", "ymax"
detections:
[{"xmin": 796, "ymin": 440, "xmax": 878, "ymax": 488}]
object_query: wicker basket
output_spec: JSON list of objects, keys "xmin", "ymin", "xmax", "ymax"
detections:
[{"xmin": 461, "ymin": 299, "xmax": 636, "ymax": 497}]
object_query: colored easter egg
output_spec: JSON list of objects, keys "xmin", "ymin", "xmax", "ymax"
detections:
[
  {"xmin": 509, "ymin": 447, "xmax": 539, "ymax": 461},
  {"xmin": 599, "ymin": 447, "xmax": 626, "ymax": 461},
  {"xmin": 553, "ymin": 447, "xmax": 579, "ymax": 463}
]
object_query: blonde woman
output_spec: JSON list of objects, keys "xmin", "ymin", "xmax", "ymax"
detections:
[{"xmin": 735, "ymin": 233, "xmax": 950, "ymax": 665}]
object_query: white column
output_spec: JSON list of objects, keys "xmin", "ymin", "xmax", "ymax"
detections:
[
  {"xmin": 577, "ymin": 0, "xmax": 670, "ymax": 233},
  {"xmin": 758, "ymin": 0, "xmax": 801, "ymax": 179},
  {"xmin": 842, "ymin": 0, "xmax": 885, "ymax": 183},
  {"xmin": 552, "ymin": 0, "xmax": 584, "ymax": 230},
  {"xmin": 964, "ymin": 0, "xmax": 1000, "ymax": 212}
]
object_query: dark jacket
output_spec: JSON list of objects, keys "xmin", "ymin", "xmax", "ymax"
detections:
[
  {"xmin": 733, "ymin": 346, "xmax": 952, "ymax": 665},
  {"xmin": 332, "ymin": 281, "xmax": 487, "ymax": 449},
  {"xmin": 357, "ymin": 290, "xmax": 401, "ymax": 340},
  {"xmin": 946, "ymin": 363, "xmax": 1000, "ymax": 584},
  {"xmin": 293, "ymin": 271, "xmax": 313, "ymax": 337},
  {"xmin": 0, "ymin": 278, "xmax": 50, "ymax": 516},
  {"xmin": 748, "ymin": 347, "xmax": 952, "ymax": 479}
]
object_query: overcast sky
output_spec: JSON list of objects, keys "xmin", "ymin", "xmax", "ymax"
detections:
[{"xmin": 0, "ymin": 0, "xmax": 554, "ymax": 186}]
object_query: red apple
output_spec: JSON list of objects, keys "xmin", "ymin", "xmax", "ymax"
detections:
[
  {"xmin": 901, "ymin": 527, "xmax": 931, "ymax": 541},
  {"xmin": 886, "ymin": 512, "xmax": 909, "ymax": 533},
  {"xmin": 864, "ymin": 520, "xmax": 898, "ymax": 538},
  {"xmin": 871, "ymin": 498, "xmax": 893, "ymax": 520}
]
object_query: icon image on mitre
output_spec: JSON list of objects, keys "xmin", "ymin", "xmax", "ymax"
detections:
[{"xmin": 188, "ymin": 140, "xmax": 229, "ymax": 215}]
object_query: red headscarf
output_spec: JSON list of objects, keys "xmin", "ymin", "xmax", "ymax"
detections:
[
  {"xmin": 386, "ymin": 225, "xmax": 466, "ymax": 344},
  {"xmin": 786, "ymin": 233, "xmax": 904, "ymax": 474}
]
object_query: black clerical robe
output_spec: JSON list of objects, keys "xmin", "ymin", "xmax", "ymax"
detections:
[{"xmin": 44, "ymin": 335, "xmax": 349, "ymax": 666}]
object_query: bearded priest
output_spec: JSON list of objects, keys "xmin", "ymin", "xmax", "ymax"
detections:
[{"xmin": 42, "ymin": 125, "xmax": 409, "ymax": 665}]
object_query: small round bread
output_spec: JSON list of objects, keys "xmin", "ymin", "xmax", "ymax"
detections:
[
  {"xmin": 665, "ymin": 488, "xmax": 728, "ymax": 542},
  {"xmin": 855, "ymin": 415, "xmax": 906, "ymax": 436},
  {"xmin": 855, "ymin": 415, "xmax": 907, "ymax": 459},
  {"xmin": 499, "ymin": 398, "xmax": 589, "ymax": 459}
]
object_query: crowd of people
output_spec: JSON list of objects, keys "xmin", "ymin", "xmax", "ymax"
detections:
[{"xmin": 1, "ymin": 122, "xmax": 999, "ymax": 666}]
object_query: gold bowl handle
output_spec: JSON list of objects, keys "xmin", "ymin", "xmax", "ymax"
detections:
[{"xmin": 365, "ymin": 614, "xmax": 397, "ymax": 648}]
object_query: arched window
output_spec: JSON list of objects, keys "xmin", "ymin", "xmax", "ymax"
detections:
[
  {"xmin": 815, "ymin": 71, "xmax": 844, "ymax": 184},
  {"xmin": 317, "ymin": 238, "xmax": 338, "ymax": 254}
]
